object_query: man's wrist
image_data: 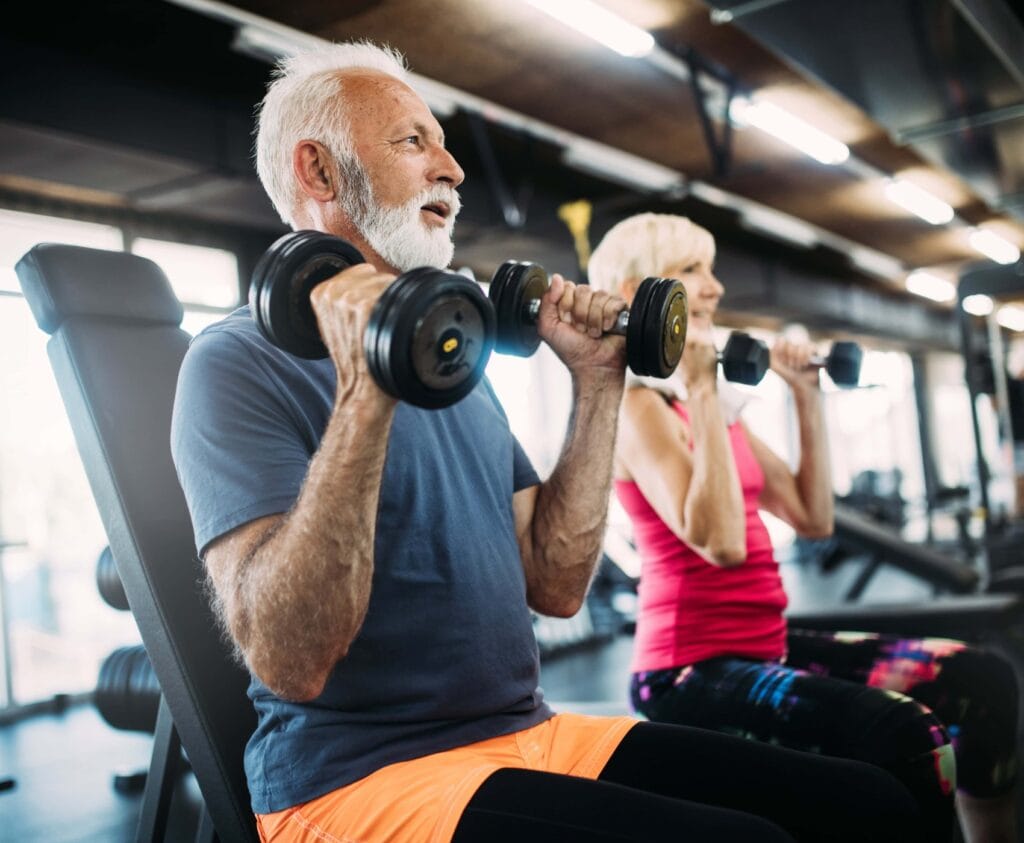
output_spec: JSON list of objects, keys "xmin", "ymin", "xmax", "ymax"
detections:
[{"xmin": 571, "ymin": 366, "xmax": 626, "ymax": 397}]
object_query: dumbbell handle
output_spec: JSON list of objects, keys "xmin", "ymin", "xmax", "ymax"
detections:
[{"xmin": 525, "ymin": 298, "xmax": 630, "ymax": 336}]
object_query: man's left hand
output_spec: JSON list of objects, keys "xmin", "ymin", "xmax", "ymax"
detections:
[{"xmin": 536, "ymin": 274, "xmax": 628, "ymax": 380}]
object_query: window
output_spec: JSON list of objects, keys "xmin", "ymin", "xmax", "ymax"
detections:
[
  {"xmin": 0, "ymin": 212, "xmax": 132, "ymax": 707},
  {"xmin": 130, "ymin": 238, "xmax": 241, "ymax": 336},
  {"xmin": 0, "ymin": 212, "xmax": 242, "ymax": 709}
]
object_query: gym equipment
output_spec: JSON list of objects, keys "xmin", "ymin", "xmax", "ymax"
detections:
[
  {"xmin": 17, "ymin": 242, "xmax": 259, "ymax": 842},
  {"xmin": 720, "ymin": 332, "xmax": 862, "ymax": 386},
  {"xmin": 489, "ymin": 261, "xmax": 688, "ymax": 378},
  {"xmin": 250, "ymin": 231, "xmax": 496, "ymax": 409},
  {"xmin": 95, "ymin": 645, "xmax": 162, "ymax": 733},
  {"xmin": 96, "ymin": 545, "xmax": 130, "ymax": 612}
]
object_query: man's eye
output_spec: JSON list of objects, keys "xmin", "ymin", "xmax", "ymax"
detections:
[{"xmin": 405, "ymin": 135, "xmax": 420, "ymax": 145}]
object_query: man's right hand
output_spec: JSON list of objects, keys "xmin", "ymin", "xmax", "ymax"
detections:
[{"xmin": 309, "ymin": 264, "xmax": 398, "ymax": 404}]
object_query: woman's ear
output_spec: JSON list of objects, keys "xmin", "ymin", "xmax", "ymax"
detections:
[{"xmin": 619, "ymin": 276, "xmax": 641, "ymax": 305}]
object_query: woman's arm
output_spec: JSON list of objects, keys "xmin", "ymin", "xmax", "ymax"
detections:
[
  {"xmin": 617, "ymin": 383, "xmax": 747, "ymax": 566},
  {"xmin": 745, "ymin": 339, "xmax": 834, "ymax": 537}
]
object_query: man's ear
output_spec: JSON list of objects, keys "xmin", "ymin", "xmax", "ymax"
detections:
[{"xmin": 293, "ymin": 140, "xmax": 337, "ymax": 203}]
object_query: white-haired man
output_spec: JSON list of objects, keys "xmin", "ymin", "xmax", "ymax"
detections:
[{"xmin": 171, "ymin": 41, "xmax": 926, "ymax": 843}]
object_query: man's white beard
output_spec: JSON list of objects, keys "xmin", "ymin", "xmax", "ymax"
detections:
[{"xmin": 341, "ymin": 161, "xmax": 460, "ymax": 272}]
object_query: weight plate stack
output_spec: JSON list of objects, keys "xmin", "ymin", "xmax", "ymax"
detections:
[
  {"xmin": 249, "ymin": 230, "xmax": 365, "ymax": 359},
  {"xmin": 366, "ymin": 269, "xmax": 496, "ymax": 408}
]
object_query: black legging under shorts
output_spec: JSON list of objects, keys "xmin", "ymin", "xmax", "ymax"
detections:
[{"xmin": 451, "ymin": 720, "xmax": 941, "ymax": 842}]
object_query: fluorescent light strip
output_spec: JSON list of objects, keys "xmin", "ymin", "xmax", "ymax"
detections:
[
  {"xmin": 962, "ymin": 294, "xmax": 994, "ymax": 316},
  {"xmin": 849, "ymin": 247, "xmax": 902, "ymax": 280},
  {"xmin": 561, "ymin": 139, "xmax": 684, "ymax": 193},
  {"xmin": 997, "ymin": 305, "xmax": 1024, "ymax": 332},
  {"xmin": 523, "ymin": 0, "xmax": 654, "ymax": 57},
  {"xmin": 905, "ymin": 270, "xmax": 955, "ymax": 302},
  {"xmin": 740, "ymin": 206, "xmax": 819, "ymax": 248},
  {"xmin": 969, "ymin": 228, "xmax": 1021, "ymax": 265},
  {"xmin": 729, "ymin": 97, "xmax": 849, "ymax": 165},
  {"xmin": 883, "ymin": 179, "xmax": 954, "ymax": 225}
]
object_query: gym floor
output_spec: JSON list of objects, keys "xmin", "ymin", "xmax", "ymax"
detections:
[{"xmin": 0, "ymin": 558, "xmax": 1010, "ymax": 842}]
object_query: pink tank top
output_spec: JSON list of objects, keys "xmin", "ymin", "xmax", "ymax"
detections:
[{"xmin": 616, "ymin": 400, "xmax": 788, "ymax": 671}]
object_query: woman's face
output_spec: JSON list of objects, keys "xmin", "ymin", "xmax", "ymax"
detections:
[{"xmin": 658, "ymin": 256, "xmax": 724, "ymax": 344}]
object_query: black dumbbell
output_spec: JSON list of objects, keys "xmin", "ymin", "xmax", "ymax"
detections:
[
  {"xmin": 720, "ymin": 332, "xmax": 862, "ymax": 386},
  {"xmin": 249, "ymin": 231, "xmax": 495, "ymax": 409},
  {"xmin": 488, "ymin": 261, "xmax": 688, "ymax": 378}
]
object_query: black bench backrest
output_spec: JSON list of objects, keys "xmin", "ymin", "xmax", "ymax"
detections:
[{"xmin": 16, "ymin": 243, "xmax": 258, "ymax": 843}]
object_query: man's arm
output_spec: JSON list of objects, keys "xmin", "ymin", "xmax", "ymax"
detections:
[
  {"xmin": 513, "ymin": 275, "xmax": 628, "ymax": 617},
  {"xmin": 203, "ymin": 265, "xmax": 397, "ymax": 702}
]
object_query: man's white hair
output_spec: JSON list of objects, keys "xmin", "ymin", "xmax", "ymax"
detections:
[
  {"xmin": 588, "ymin": 213, "xmax": 716, "ymax": 294},
  {"xmin": 255, "ymin": 41, "xmax": 409, "ymax": 226}
]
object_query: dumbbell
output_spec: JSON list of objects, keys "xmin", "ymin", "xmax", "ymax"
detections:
[
  {"xmin": 720, "ymin": 332, "xmax": 862, "ymax": 386},
  {"xmin": 488, "ymin": 261, "xmax": 688, "ymax": 378},
  {"xmin": 249, "ymin": 231, "xmax": 495, "ymax": 409}
]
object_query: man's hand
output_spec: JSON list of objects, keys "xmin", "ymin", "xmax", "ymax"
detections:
[
  {"xmin": 309, "ymin": 264, "xmax": 398, "ymax": 405},
  {"xmin": 535, "ymin": 273, "xmax": 628, "ymax": 380},
  {"xmin": 770, "ymin": 338, "xmax": 821, "ymax": 394}
]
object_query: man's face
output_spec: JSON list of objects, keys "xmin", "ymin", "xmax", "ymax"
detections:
[{"xmin": 337, "ymin": 72, "xmax": 465, "ymax": 271}]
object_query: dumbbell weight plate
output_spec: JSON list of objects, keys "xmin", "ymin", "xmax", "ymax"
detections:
[
  {"xmin": 827, "ymin": 341, "xmax": 862, "ymax": 387},
  {"xmin": 626, "ymin": 277, "xmax": 688, "ymax": 378},
  {"xmin": 489, "ymin": 261, "xmax": 549, "ymax": 357},
  {"xmin": 249, "ymin": 230, "xmax": 366, "ymax": 360},
  {"xmin": 721, "ymin": 332, "xmax": 770, "ymax": 385},
  {"xmin": 366, "ymin": 269, "xmax": 495, "ymax": 409},
  {"xmin": 625, "ymin": 275, "xmax": 657, "ymax": 377},
  {"xmin": 651, "ymin": 278, "xmax": 688, "ymax": 378}
]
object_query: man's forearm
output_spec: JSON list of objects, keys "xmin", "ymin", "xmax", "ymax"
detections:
[
  {"xmin": 528, "ymin": 374, "xmax": 623, "ymax": 616},
  {"xmin": 793, "ymin": 386, "xmax": 833, "ymax": 534},
  {"xmin": 233, "ymin": 393, "xmax": 396, "ymax": 700}
]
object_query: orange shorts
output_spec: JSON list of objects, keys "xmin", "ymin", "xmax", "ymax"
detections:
[{"xmin": 255, "ymin": 713, "xmax": 638, "ymax": 843}]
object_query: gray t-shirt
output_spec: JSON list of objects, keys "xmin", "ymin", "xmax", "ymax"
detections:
[{"xmin": 171, "ymin": 307, "xmax": 552, "ymax": 813}]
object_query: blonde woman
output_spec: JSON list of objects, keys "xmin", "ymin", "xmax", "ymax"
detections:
[{"xmin": 590, "ymin": 213, "xmax": 1018, "ymax": 843}]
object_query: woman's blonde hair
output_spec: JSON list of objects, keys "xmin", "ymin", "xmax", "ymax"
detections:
[{"xmin": 588, "ymin": 213, "xmax": 716, "ymax": 294}]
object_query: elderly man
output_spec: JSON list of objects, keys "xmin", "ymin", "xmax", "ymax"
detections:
[{"xmin": 171, "ymin": 41, "xmax": 925, "ymax": 843}]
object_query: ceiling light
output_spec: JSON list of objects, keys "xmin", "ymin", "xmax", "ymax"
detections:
[
  {"xmin": 969, "ymin": 228, "xmax": 1021, "ymax": 265},
  {"xmin": 524, "ymin": 0, "xmax": 654, "ymax": 57},
  {"xmin": 729, "ymin": 97, "xmax": 849, "ymax": 165},
  {"xmin": 883, "ymin": 178, "xmax": 954, "ymax": 225},
  {"xmin": 997, "ymin": 305, "xmax": 1024, "ymax": 332},
  {"xmin": 561, "ymin": 139, "xmax": 685, "ymax": 193},
  {"xmin": 962, "ymin": 294, "xmax": 994, "ymax": 316},
  {"xmin": 849, "ymin": 247, "xmax": 902, "ymax": 280},
  {"xmin": 740, "ymin": 206, "xmax": 819, "ymax": 248},
  {"xmin": 905, "ymin": 270, "xmax": 955, "ymax": 302}
]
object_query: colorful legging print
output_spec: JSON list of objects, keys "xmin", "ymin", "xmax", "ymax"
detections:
[{"xmin": 631, "ymin": 630, "xmax": 1018, "ymax": 828}]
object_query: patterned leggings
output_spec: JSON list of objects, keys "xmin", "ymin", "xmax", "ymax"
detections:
[{"xmin": 632, "ymin": 630, "xmax": 1019, "ymax": 834}]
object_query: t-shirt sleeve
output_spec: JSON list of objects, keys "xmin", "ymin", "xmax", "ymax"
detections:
[
  {"xmin": 478, "ymin": 377, "xmax": 540, "ymax": 492},
  {"xmin": 511, "ymin": 434, "xmax": 540, "ymax": 493},
  {"xmin": 171, "ymin": 330, "xmax": 312, "ymax": 556}
]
